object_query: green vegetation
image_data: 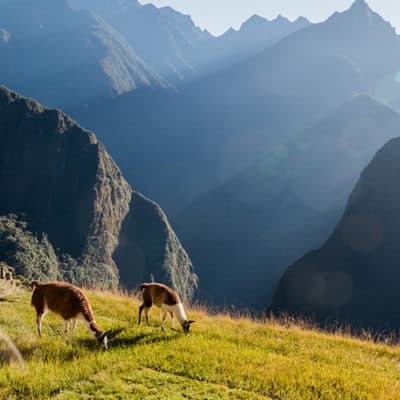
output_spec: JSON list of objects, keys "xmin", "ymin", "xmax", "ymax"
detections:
[
  {"xmin": 0, "ymin": 215, "xmax": 115, "ymax": 289},
  {"xmin": 0, "ymin": 215, "xmax": 60, "ymax": 281},
  {"xmin": 1, "ymin": 288, "xmax": 400, "ymax": 399}
]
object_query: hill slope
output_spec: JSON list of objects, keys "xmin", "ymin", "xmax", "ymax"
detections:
[{"xmin": 1, "ymin": 288, "xmax": 400, "ymax": 399}]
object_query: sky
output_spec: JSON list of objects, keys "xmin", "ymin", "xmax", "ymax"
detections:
[{"xmin": 138, "ymin": 0, "xmax": 400, "ymax": 36}]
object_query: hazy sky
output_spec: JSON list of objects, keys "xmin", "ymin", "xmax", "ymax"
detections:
[{"xmin": 138, "ymin": 0, "xmax": 400, "ymax": 35}]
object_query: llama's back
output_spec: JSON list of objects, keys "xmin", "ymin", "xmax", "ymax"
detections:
[
  {"xmin": 141, "ymin": 282, "xmax": 181, "ymax": 306},
  {"xmin": 32, "ymin": 282, "xmax": 94, "ymax": 321}
]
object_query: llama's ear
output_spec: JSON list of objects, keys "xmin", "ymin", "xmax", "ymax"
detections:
[{"xmin": 188, "ymin": 320, "xmax": 195, "ymax": 324}]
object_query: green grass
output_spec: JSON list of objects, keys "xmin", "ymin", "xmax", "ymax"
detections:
[{"xmin": 1, "ymin": 288, "xmax": 400, "ymax": 399}]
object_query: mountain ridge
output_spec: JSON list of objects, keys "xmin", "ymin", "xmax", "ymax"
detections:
[{"xmin": 0, "ymin": 0, "xmax": 168, "ymax": 109}]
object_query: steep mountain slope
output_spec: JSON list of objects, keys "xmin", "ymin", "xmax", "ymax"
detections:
[
  {"xmin": 0, "ymin": 0, "xmax": 167, "ymax": 109},
  {"xmin": 273, "ymin": 134, "xmax": 400, "ymax": 329},
  {"xmin": 68, "ymin": 0, "xmax": 212, "ymax": 83},
  {"xmin": 0, "ymin": 86, "xmax": 197, "ymax": 297},
  {"xmin": 0, "ymin": 85, "xmax": 131, "ymax": 286},
  {"xmin": 173, "ymin": 96, "xmax": 400, "ymax": 307},
  {"xmin": 114, "ymin": 192, "xmax": 198, "ymax": 301}
]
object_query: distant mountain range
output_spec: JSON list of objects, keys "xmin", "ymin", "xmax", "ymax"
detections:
[
  {"xmin": 69, "ymin": 0, "xmax": 310, "ymax": 83},
  {"xmin": 75, "ymin": 0, "xmax": 400, "ymax": 207},
  {"xmin": 197, "ymin": 14, "xmax": 310, "ymax": 74},
  {"xmin": 0, "ymin": 0, "xmax": 312, "ymax": 109}
]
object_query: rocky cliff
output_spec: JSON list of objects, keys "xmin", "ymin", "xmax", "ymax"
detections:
[
  {"xmin": 114, "ymin": 192, "xmax": 197, "ymax": 301},
  {"xmin": 0, "ymin": 86, "xmax": 197, "ymax": 297}
]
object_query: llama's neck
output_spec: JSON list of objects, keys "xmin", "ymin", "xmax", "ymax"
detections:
[
  {"xmin": 171, "ymin": 303, "xmax": 187, "ymax": 325},
  {"xmin": 83, "ymin": 319, "xmax": 102, "ymax": 338}
]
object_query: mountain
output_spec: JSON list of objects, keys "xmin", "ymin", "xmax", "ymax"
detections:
[
  {"xmin": 68, "ymin": 1, "xmax": 308, "ymax": 83},
  {"xmin": 68, "ymin": 0, "xmax": 212, "ymax": 83},
  {"xmin": 173, "ymin": 95, "xmax": 400, "ymax": 307},
  {"xmin": 273, "ymin": 133, "xmax": 400, "ymax": 330},
  {"xmin": 0, "ymin": 85, "xmax": 197, "ymax": 298},
  {"xmin": 73, "ymin": 0, "xmax": 400, "ymax": 217},
  {"xmin": 0, "ymin": 0, "xmax": 167, "ymax": 109},
  {"xmin": 198, "ymin": 14, "xmax": 310, "ymax": 72}
]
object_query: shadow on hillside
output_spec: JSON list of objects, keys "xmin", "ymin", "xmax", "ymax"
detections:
[
  {"xmin": 74, "ymin": 330, "xmax": 181, "ymax": 351},
  {"xmin": 110, "ymin": 331, "xmax": 181, "ymax": 348}
]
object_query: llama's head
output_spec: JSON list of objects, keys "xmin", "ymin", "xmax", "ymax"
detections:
[
  {"xmin": 182, "ymin": 320, "xmax": 195, "ymax": 333},
  {"xmin": 96, "ymin": 330, "xmax": 111, "ymax": 349}
]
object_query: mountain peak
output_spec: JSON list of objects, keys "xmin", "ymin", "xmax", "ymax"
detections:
[
  {"xmin": 294, "ymin": 16, "xmax": 310, "ymax": 25},
  {"xmin": 349, "ymin": 0, "xmax": 372, "ymax": 12},
  {"xmin": 274, "ymin": 14, "xmax": 290, "ymax": 23},
  {"xmin": 242, "ymin": 14, "xmax": 268, "ymax": 27},
  {"xmin": 326, "ymin": 0, "xmax": 395, "ymax": 33},
  {"xmin": 346, "ymin": 0, "xmax": 376, "ymax": 19}
]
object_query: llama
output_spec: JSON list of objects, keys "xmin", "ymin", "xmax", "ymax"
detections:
[
  {"xmin": 30, "ymin": 281, "xmax": 109, "ymax": 348},
  {"xmin": 138, "ymin": 282, "xmax": 195, "ymax": 332}
]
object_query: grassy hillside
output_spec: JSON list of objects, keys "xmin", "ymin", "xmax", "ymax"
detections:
[{"xmin": 1, "ymin": 288, "xmax": 400, "ymax": 399}]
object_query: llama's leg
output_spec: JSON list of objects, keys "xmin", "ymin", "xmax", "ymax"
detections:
[
  {"xmin": 70, "ymin": 320, "xmax": 78, "ymax": 339},
  {"xmin": 144, "ymin": 307, "xmax": 151, "ymax": 326},
  {"xmin": 170, "ymin": 312, "xmax": 175, "ymax": 328},
  {"xmin": 161, "ymin": 310, "xmax": 167, "ymax": 330},
  {"xmin": 36, "ymin": 310, "xmax": 47, "ymax": 337},
  {"xmin": 62, "ymin": 320, "xmax": 69, "ymax": 341},
  {"xmin": 138, "ymin": 304, "xmax": 144, "ymax": 326}
]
